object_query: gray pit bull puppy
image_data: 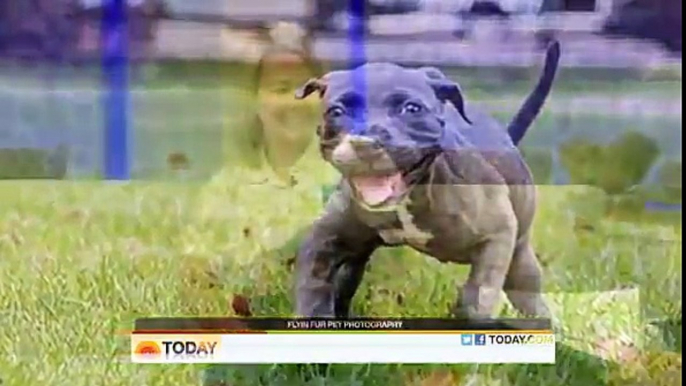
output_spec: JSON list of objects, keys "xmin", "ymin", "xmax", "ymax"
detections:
[{"xmin": 293, "ymin": 41, "xmax": 561, "ymax": 320}]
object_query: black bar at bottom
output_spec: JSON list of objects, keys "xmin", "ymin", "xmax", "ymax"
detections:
[{"xmin": 134, "ymin": 318, "xmax": 551, "ymax": 332}]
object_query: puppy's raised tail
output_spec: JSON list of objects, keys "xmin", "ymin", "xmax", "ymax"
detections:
[{"xmin": 507, "ymin": 41, "xmax": 561, "ymax": 146}]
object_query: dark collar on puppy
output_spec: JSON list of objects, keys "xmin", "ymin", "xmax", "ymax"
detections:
[{"xmin": 402, "ymin": 146, "xmax": 442, "ymax": 188}]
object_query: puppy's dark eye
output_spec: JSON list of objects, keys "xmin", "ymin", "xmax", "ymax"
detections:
[
  {"xmin": 325, "ymin": 106, "xmax": 346, "ymax": 119},
  {"xmin": 400, "ymin": 102, "xmax": 424, "ymax": 115}
]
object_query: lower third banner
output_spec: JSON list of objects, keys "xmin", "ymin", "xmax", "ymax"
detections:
[{"xmin": 130, "ymin": 331, "xmax": 555, "ymax": 364}]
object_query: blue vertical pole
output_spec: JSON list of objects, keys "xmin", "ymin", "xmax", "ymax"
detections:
[
  {"xmin": 101, "ymin": 0, "xmax": 130, "ymax": 180},
  {"xmin": 348, "ymin": 0, "xmax": 367, "ymax": 135}
]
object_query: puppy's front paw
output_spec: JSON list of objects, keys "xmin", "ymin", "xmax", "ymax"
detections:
[
  {"xmin": 451, "ymin": 286, "xmax": 499, "ymax": 320},
  {"xmin": 450, "ymin": 299, "xmax": 490, "ymax": 321},
  {"xmin": 451, "ymin": 305, "xmax": 486, "ymax": 320}
]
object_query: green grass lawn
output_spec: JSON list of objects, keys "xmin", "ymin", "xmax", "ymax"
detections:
[{"xmin": 0, "ymin": 171, "xmax": 681, "ymax": 385}]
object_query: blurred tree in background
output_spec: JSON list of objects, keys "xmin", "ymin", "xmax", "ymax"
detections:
[{"xmin": 560, "ymin": 131, "xmax": 660, "ymax": 196}]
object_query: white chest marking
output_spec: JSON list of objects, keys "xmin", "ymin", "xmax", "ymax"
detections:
[{"xmin": 378, "ymin": 202, "xmax": 433, "ymax": 247}]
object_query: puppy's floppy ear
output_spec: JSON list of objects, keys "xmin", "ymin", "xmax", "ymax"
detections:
[
  {"xmin": 294, "ymin": 77, "xmax": 326, "ymax": 99},
  {"xmin": 430, "ymin": 81, "xmax": 472, "ymax": 125},
  {"xmin": 417, "ymin": 68, "xmax": 472, "ymax": 125}
]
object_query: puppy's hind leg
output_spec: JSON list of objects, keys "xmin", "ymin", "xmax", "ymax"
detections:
[{"xmin": 504, "ymin": 239, "xmax": 550, "ymax": 318}]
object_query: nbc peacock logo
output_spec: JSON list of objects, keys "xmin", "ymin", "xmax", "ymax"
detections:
[{"xmin": 134, "ymin": 341, "xmax": 162, "ymax": 357}]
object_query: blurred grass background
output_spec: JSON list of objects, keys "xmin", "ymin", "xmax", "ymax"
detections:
[{"xmin": 5, "ymin": 60, "xmax": 680, "ymax": 183}]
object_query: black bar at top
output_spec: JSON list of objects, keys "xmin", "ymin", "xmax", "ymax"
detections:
[{"xmin": 134, "ymin": 318, "xmax": 551, "ymax": 331}]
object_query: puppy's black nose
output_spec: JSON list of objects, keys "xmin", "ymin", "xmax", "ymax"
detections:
[
  {"xmin": 350, "ymin": 135, "xmax": 386, "ymax": 160},
  {"xmin": 331, "ymin": 135, "xmax": 383, "ymax": 165},
  {"xmin": 367, "ymin": 124, "xmax": 393, "ymax": 145}
]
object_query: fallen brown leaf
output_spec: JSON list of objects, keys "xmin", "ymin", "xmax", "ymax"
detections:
[
  {"xmin": 573, "ymin": 217, "xmax": 596, "ymax": 232},
  {"xmin": 231, "ymin": 294, "xmax": 252, "ymax": 317},
  {"xmin": 167, "ymin": 151, "xmax": 190, "ymax": 171}
]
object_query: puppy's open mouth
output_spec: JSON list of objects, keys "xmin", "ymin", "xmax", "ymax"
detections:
[{"xmin": 349, "ymin": 172, "xmax": 407, "ymax": 208}]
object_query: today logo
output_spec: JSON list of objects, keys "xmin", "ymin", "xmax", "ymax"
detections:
[
  {"xmin": 161, "ymin": 340, "xmax": 218, "ymax": 356},
  {"xmin": 133, "ymin": 337, "xmax": 220, "ymax": 361},
  {"xmin": 134, "ymin": 341, "xmax": 162, "ymax": 356},
  {"xmin": 487, "ymin": 334, "xmax": 555, "ymax": 345}
]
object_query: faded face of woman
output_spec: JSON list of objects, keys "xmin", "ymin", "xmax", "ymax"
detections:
[{"xmin": 255, "ymin": 51, "xmax": 320, "ymax": 171}]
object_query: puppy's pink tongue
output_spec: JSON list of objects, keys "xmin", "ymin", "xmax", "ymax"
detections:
[{"xmin": 351, "ymin": 174, "xmax": 402, "ymax": 206}]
